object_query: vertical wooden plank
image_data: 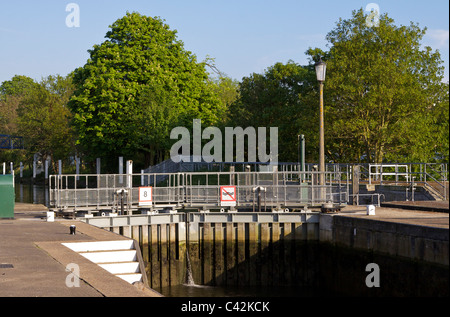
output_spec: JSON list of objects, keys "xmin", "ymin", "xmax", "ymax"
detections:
[
  {"xmin": 248, "ymin": 223, "xmax": 258, "ymax": 286},
  {"xmin": 177, "ymin": 223, "xmax": 186, "ymax": 285},
  {"xmin": 237, "ymin": 223, "xmax": 246, "ymax": 286},
  {"xmin": 189, "ymin": 222, "xmax": 201, "ymax": 285},
  {"xmin": 260, "ymin": 223, "xmax": 270, "ymax": 286},
  {"xmin": 293, "ymin": 222, "xmax": 304, "ymax": 285},
  {"xmin": 226, "ymin": 222, "xmax": 235, "ymax": 285},
  {"xmin": 214, "ymin": 223, "xmax": 225, "ymax": 286},
  {"xmin": 306, "ymin": 222, "xmax": 316, "ymax": 240},
  {"xmin": 169, "ymin": 223, "xmax": 177, "ymax": 286},
  {"xmin": 272, "ymin": 223, "xmax": 280, "ymax": 286},
  {"xmin": 150, "ymin": 225, "xmax": 160, "ymax": 289},
  {"xmin": 160, "ymin": 224, "xmax": 169, "ymax": 287},
  {"xmin": 132, "ymin": 225, "xmax": 140, "ymax": 243},
  {"xmin": 123, "ymin": 226, "xmax": 131, "ymax": 238},
  {"xmin": 141, "ymin": 225, "xmax": 150, "ymax": 285},
  {"xmin": 283, "ymin": 223, "xmax": 292, "ymax": 286},
  {"xmin": 203, "ymin": 223, "xmax": 213, "ymax": 285},
  {"xmin": 112, "ymin": 226, "xmax": 120, "ymax": 235}
]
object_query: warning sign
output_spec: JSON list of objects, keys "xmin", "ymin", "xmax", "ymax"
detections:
[
  {"xmin": 139, "ymin": 186, "xmax": 152, "ymax": 206},
  {"xmin": 220, "ymin": 186, "xmax": 236, "ymax": 206}
]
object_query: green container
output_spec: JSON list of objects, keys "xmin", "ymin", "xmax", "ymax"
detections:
[{"xmin": 0, "ymin": 174, "xmax": 15, "ymax": 219}]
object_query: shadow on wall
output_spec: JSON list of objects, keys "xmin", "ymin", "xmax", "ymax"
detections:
[{"xmin": 125, "ymin": 222, "xmax": 449, "ymax": 297}]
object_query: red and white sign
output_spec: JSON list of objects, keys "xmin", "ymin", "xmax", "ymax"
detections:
[
  {"xmin": 139, "ymin": 186, "xmax": 152, "ymax": 206},
  {"xmin": 220, "ymin": 186, "xmax": 236, "ymax": 206}
]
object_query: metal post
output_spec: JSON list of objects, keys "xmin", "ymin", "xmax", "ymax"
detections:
[
  {"xmin": 33, "ymin": 155, "xmax": 37, "ymax": 179},
  {"xmin": 119, "ymin": 156, "xmax": 123, "ymax": 184},
  {"xmin": 120, "ymin": 189, "xmax": 125, "ymax": 215},
  {"xmin": 45, "ymin": 159, "xmax": 49, "ymax": 179},
  {"xmin": 319, "ymin": 82, "xmax": 325, "ymax": 188},
  {"xmin": 257, "ymin": 187, "xmax": 261, "ymax": 212},
  {"xmin": 126, "ymin": 160, "xmax": 133, "ymax": 188},
  {"xmin": 352, "ymin": 165, "xmax": 360, "ymax": 205},
  {"xmin": 75, "ymin": 155, "xmax": 80, "ymax": 180},
  {"xmin": 126, "ymin": 160, "xmax": 133, "ymax": 213},
  {"xmin": 96, "ymin": 158, "xmax": 101, "ymax": 175},
  {"xmin": 298, "ymin": 134, "xmax": 306, "ymax": 182}
]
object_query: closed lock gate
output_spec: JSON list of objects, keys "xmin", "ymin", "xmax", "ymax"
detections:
[{"xmin": 49, "ymin": 170, "xmax": 349, "ymax": 215}]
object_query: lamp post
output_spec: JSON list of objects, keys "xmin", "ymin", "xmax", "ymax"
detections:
[{"xmin": 315, "ymin": 58, "xmax": 326, "ymax": 191}]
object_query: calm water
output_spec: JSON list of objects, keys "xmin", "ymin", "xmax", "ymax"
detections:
[
  {"xmin": 14, "ymin": 183, "xmax": 49, "ymax": 206},
  {"xmin": 155, "ymin": 284, "xmax": 320, "ymax": 297}
]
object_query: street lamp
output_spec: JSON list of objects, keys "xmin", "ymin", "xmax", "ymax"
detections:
[{"xmin": 315, "ymin": 58, "xmax": 326, "ymax": 191}]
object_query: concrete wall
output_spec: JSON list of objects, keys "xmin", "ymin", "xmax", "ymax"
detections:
[
  {"xmin": 94, "ymin": 211, "xmax": 448, "ymax": 296},
  {"xmin": 319, "ymin": 213, "xmax": 449, "ymax": 266},
  {"xmin": 108, "ymin": 220, "xmax": 320, "ymax": 289}
]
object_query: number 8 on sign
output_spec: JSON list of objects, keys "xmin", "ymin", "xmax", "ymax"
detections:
[{"xmin": 139, "ymin": 187, "xmax": 152, "ymax": 206}]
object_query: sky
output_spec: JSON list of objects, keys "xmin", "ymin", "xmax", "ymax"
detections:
[{"xmin": 0, "ymin": 0, "xmax": 448, "ymax": 84}]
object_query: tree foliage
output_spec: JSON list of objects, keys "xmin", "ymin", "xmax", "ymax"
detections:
[
  {"xmin": 228, "ymin": 61, "xmax": 317, "ymax": 162},
  {"xmin": 16, "ymin": 75, "xmax": 76, "ymax": 170},
  {"xmin": 308, "ymin": 9, "xmax": 448, "ymax": 163},
  {"xmin": 69, "ymin": 12, "xmax": 224, "ymax": 168}
]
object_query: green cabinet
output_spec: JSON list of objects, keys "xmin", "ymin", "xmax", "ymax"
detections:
[{"xmin": 0, "ymin": 174, "xmax": 15, "ymax": 219}]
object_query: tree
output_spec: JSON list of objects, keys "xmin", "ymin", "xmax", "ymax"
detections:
[
  {"xmin": 69, "ymin": 12, "xmax": 224, "ymax": 169},
  {"xmin": 209, "ymin": 75, "xmax": 239, "ymax": 126},
  {"xmin": 308, "ymin": 9, "xmax": 448, "ymax": 163},
  {"xmin": 228, "ymin": 61, "xmax": 317, "ymax": 162},
  {"xmin": 0, "ymin": 75, "xmax": 39, "ymax": 100},
  {"xmin": 0, "ymin": 75, "xmax": 41, "ymax": 164},
  {"xmin": 16, "ymin": 75, "xmax": 76, "ymax": 172}
]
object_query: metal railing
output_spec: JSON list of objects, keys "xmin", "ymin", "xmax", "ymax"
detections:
[
  {"xmin": 49, "ymin": 170, "xmax": 349, "ymax": 213},
  {"xmin": 362, "ymin": 163, "xmax": 448, "ymax": 200},
  {"xmin": 49, "ymin": 162, "xmax": 448, "ymax": 214}
]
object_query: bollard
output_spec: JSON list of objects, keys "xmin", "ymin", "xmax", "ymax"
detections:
[
  {"xmin": 46, "ymin": 211, "xmax": 54, "ymax": 222},
  {"xmin": 366, "ymin": 205, "xmax": 376, "ymax": 215},
  {"xmin": 70, "ymin": 225, "xmax": 76, "ymax": 235}
]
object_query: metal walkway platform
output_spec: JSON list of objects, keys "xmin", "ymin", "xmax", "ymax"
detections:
[{"xmin": 49, "ymin": 170, "xmax": 349, "ymax": 216}]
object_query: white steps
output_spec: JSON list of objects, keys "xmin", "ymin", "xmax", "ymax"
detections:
[{"xmin": 62, "ymin": 240, "xmax": 144, "ymax": 285}]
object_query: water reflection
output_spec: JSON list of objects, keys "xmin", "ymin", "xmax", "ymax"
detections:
[
  {"xmin": 14, "ymin": 183, "xmax": 49, "ymax": 206},
  {"xmin": 155, "ymin": 284, "xmax": 320, "ymax": 297}
]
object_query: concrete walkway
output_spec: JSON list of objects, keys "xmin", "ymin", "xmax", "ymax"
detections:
[
  {"xmin": 338, "ymin": 203, "xmax": 449, "ymax": 229},
  {"xmin": 0, "ymin": 203, "xmax": 162, "ymax": 297},
  {"xmin": 381, "ymin": 200, "xmax": 449, "ymax": 213}
]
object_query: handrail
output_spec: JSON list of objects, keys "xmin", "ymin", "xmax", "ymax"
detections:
[{"xmin": 49, "ymin": 170, "xmax": 348, "ymax": 212}]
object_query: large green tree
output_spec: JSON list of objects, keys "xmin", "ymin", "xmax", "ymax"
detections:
[
  {"xmin": 69, "ymin": 12, "xmax": 224, "ymax": 168},
  {"xmin": 308, "ymin": 9, "xmax": 448, "ymax": 163}
]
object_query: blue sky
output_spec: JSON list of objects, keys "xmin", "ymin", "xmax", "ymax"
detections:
[{"xmin": 0, "ymin": 0, "xmax": 448, "ymax": 84}]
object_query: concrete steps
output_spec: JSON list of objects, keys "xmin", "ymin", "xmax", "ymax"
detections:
[{"xmin": 62, "ymin": 240, "xmax": 144, "ymax": 284}]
